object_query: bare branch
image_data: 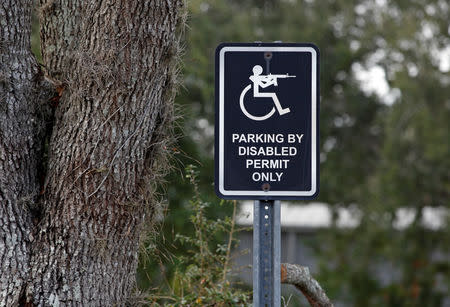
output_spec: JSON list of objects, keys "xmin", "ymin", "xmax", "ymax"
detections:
[{"xmin": 281, "ymin": 263, "xmax": 333, "ymax": 307}]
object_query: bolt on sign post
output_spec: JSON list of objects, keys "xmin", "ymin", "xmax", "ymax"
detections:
[{"xmin": 214, "ymin": 42, "xmax": 320, "ymax": 306}]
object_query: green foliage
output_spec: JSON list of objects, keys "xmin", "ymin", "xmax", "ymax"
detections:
[
  {"xmin": 312, "ymin": 1, "xmax": 450, "ymax": 305},
  {"xmin": 141, "ymin": 165, "xmax": 251, "ymax": 306},
  {"xmin": 139, "ymin": 0, "xmax": 449, "ymax": 305}
]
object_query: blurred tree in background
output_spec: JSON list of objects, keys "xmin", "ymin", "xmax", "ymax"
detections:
[
  {"xmin": 136, "ymin": 0, "xmax": 449, "ymax": 305},
  {"xmin": 30, "ymin": 0, "xmax": 448, "ymax": 305}
]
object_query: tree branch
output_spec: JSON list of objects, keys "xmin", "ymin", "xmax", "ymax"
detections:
[{"xmin": 281, "ymin": 263, "xmax": 333, "ymax": 307}]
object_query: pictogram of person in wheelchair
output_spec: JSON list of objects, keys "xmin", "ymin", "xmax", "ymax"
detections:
[{"xmin": 240, "ymin": 65, "xmax": 296, "ymax": 121}]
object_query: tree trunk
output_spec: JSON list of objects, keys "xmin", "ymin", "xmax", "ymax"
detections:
[
  {"xmin": 1, "ymin": 0, "xmax": 34, "ymax": 304},
  {"xmin": 1, "ymin": 0, "xmax": 183, "ymax": 305}
]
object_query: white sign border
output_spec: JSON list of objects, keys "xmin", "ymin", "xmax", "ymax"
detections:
[{"xmin": 218, "ymin": 46, "xmax": 318, "ymax": 197}]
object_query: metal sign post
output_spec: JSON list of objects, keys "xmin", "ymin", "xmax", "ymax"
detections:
[{"xmin": 253, "ymin": 200, "xmax": 281, "ymax": 307}]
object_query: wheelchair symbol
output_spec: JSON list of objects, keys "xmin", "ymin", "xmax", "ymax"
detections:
[{"xmin": 240, "ymin": 65, "xmax": 296, "ymax": 121}]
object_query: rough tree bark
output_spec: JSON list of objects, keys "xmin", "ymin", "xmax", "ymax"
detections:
[
  {"xmin": 0, "ymin": 1, "xmax": 41, "ymax": 304},
  {"xmin": 1, "ymin": 0, "xmax": 183, "ymax": 306}
]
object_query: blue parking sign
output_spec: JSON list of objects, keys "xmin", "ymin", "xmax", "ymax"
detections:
[{"xmin": 215, "ymin": 43, "xmax": 319, "ymax": 200}]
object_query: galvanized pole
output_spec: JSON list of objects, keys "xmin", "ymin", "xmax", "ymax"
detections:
[{"xmin": 253, "ymin": 200, "xmax": 281, "ymax": 307}]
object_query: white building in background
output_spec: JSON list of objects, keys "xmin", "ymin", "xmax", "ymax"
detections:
[
  {"xmin": 236, "ymin": 201, "xmax": 447, "ymax": 231},
  {"xmin": 232, "ymin": 201, "xmax": 448, "ymax": 306}
]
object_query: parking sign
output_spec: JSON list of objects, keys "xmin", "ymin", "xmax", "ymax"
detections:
[{"xmin": 215, "ymin": 43, "xmax": 319, "ymax": 200}]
